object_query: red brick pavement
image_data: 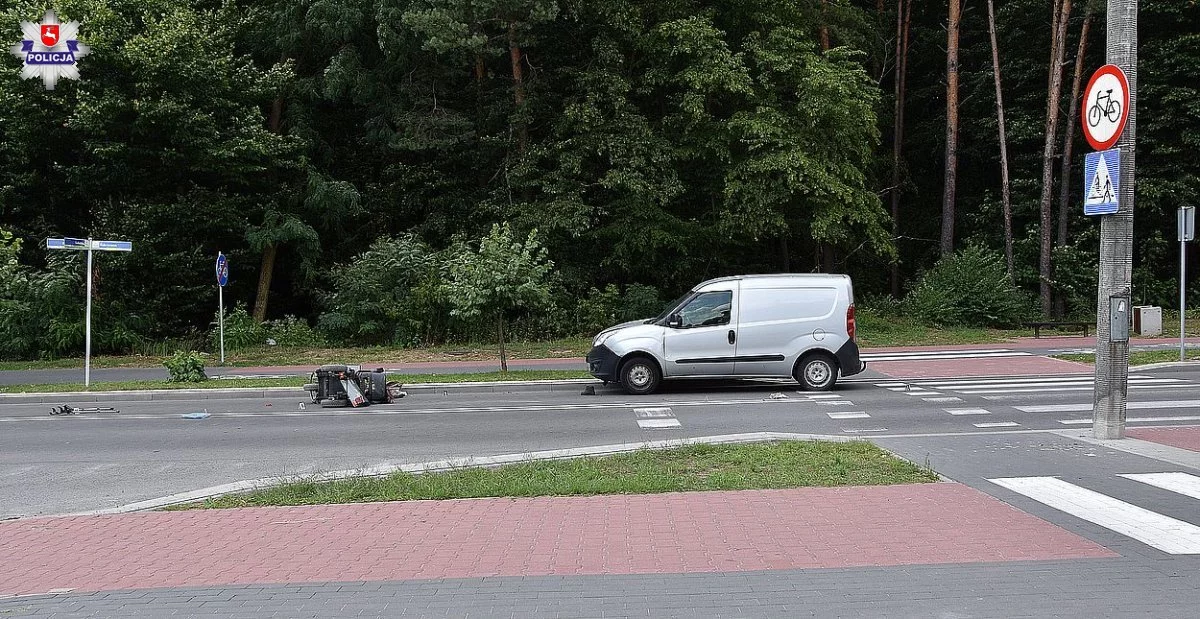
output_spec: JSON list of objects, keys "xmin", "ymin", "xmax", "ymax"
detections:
[
  {"xmin": 870, "ymin": 355, "xmax": 1092, "ymax": 379},
  {"xmin": 1127, "ymin": 426, "xmax": 1200, "ymax": 453},
  {"xmin": 0, "ymin": 484, "xmax": 1114, "ymax": 596}
]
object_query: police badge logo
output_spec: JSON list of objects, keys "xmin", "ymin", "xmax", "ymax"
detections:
[{"xmin": 10, "ymin": 11, "xmax": 90, "ymax": 90}]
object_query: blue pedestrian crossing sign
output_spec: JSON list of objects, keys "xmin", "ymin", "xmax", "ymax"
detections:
[{"xmin": 1084, "ymin": 149, "xmax": 1120, "ymax": 216}]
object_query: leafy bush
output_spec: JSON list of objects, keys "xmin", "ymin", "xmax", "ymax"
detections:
[
  {"xmin": 857, "ymin": 292, "xmax": 904, "ymax": 317},
  {"xmin": 263, "ymin": 315, "xmax": 324, "ymax": 347},
  {"xmin": 163, "ymin": 350, "xmax": 207, "ymax": 382},
  {"xmin": 318, "ymin": 234, "xmax": 447, "ymax": 347},
  {"xmin": 212, "ymin": 303, "xmax": 265, "ymax": 351},
  {"xmin": 576, "ymin": 284, "xmax": 623, "ymax": 334},
  {"xmin": 904, "ymin": 245, "xmax": 1028, "ymax": 327},
  {"xmin": 620, "ymin": 284, "xmax": 663, "ymax": 321}
]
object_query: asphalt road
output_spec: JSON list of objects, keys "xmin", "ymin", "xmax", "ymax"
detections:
[
  {"xmin": 4, "ymin": 365, "xmax": 1200, "ymax": 518},
  {"xmin": 1, "ymin": 338, "xmax": 1196, "ymax": 385}
]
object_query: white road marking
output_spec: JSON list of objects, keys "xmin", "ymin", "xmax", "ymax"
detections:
[
  {"xmin": 637, "ymin": 418, "xmax": 682, "ymax": 429},
  {"xmin": 805, "ymin": 394, "xmax": 843, "ymax": 400},
  {"xmin": 945, "ymin": 408, "xmax": 991, "ymax": 416},
  {"xmin": 863, "ymin": 350, "xmax": 1032, "ymax": 362},
  {"xmin": 841, "ymin": 427, "xmax": 889, "ymax": 433},
  {"xmin": 633, "ymin": 407, "xmax": 674, "ymax": 418},
  {"xmin": 989, "ymin": 476, "xmax": 1200, "ymax": 554},
  {"xmin": 826, "ymin": 411, "xmax": 870, "ymax": 419},
  {"xmin": 957, "ymin": 382, "xmax": 1188, "ymax": 395},
  {"xmin": 816, "ymin": 401, "xmax": 855, "ymax": 406},
  {"xmin": 1019, "ymin": 400, "xmax": 1200, "ymax": 413},
  {"xmin": 1059, "ymin": 415, "xmax": 1200, "ymax": 425},
  {"xmin": 923, "ymin": 397, "xmax": 963, "ymax": 403},
  {"xmin": 973, "ymin": 421, "xmax": 1021, "ymax": 428},
  {"xmin": 1120, "ymin": 472, "xmax": 1200, "ymax": 501}
]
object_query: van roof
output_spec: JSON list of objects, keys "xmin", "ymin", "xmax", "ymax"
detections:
[{"xmin": 695, "ymin": 273, "xmax": 850, "ymax": 288}]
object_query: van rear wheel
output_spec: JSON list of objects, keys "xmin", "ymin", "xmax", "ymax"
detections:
[
  {"xmin": 796, "ymin": 354, "xmax": 838, "ymax": 391},
  {"xmin": 620, "ymin": 357, "xmax": 661, "ymax": 395}
]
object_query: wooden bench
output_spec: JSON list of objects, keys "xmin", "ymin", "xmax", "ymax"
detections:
[{"xmin": 1024, "ymin": 321, "xmax": 1091, "ymax": 338}]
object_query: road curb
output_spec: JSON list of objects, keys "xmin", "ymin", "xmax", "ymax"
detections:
[
  {"xmin": 0, "ymin": 379, "xmax": 602, "ymax": 404},
  {"xmin": 1129, "ymin": 361, "xmax": 1199, "ymax": 371}
]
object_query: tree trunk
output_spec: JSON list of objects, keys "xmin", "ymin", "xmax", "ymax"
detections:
[
  {"xmin": 987, "ymin": 0, "xmax": 1015, "ymax": 277},
  {"xmin": 779, "ymin": 236, "xmax": 791, "ymax": 272},
  {"xmin": 253, "ymin": 94, "xmax": 285, "ymax": 322},
  {"xmin": 822, "ymin": 244, "xmax": 838, "ymax": 274},
  {"xmin": 253, "ymin": 243, "xmax": 276, "ymax": 322},
  {"xmin": 940, "ymin": 0, "xmax": 961, "ymax": 256},
  {"xmin": 508, "ymin": 22, "xmax": 528, "ymax": 154},
  {"xmin": 820, "ymin": 0, "xmax": 831, "ymax": 51},
  {"xmin": 1055, "ymin": 8, "xmax": 1093, "ymax": 318},
  {"xmin": 1058, "ymin": 8, "xmax": 1094, "ymax": 249},
  {"xmin": 1037, "ymin": 0, "xmax": 1073, "ymax": 317},
  {"xmin": 890, "ymin": 0, "xmax": 912, "ymax": 298},
  {"xmin": 497, "ymin": 313, "xmax": 508, "ymax": 373}
]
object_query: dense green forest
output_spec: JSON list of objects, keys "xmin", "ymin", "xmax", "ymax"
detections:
[{"xmin": 0, "ymin": 0, "xmax": 1197, "ymax": 358}]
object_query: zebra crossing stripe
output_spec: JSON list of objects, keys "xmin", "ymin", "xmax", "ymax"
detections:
[
  {"xmin": 634, "ymin": 407, "xmax": 680, "ymax": 429},
  {"xmin": 973, "ymin": 421, "xmax": 1020, "ymax": 428},
  {"xmin": 826, "ymin": 411, "xmax": 870, "ymax": 419},
  {"xmin": 990, "ymin": 476, "xmax": 1200, "ymax": 554},
  {"xmin": 1120, "ymin": 473, "xmax": 1200, "ymax": 501},
  {"xmin": 1019, "ymin": 400, "xmax": 1200, "ymax": 413},
  {"xmin": 945, "ymin": 408, "xmax": 990, "ymax": 416},
  {"xmin": 1059, "ymin": 415, "xmax": 1200, "ymax": 425},
  {"xmin": 923, "ymin": 397, "xmax": 963, "ymax": 403}
]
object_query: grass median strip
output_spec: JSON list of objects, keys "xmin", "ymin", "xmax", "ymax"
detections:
[
  {"xmin": 1053, "ymin": 350, "xmax": 1200, "ymax": 365},
  {"xmin": 0, "ymin": 370, "xmax": 594, "ymax": 393},
  {"xmin": 175, "ymin": 441, "xmax": 939, "ymax": 510}
]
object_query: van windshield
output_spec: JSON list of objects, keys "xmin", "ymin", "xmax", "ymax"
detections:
[{"xmin": 649, "ymin": 291, "xmax": 695, "ymax": 323}]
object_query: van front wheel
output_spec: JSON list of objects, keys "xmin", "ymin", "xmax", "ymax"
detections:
[
  {"xmin": 796, "ymin": 354, "xmax": 838, "ymax": 391},
  {"xmin": 620, "ymin": 357, "xmax": 661, "ymax": 395}
]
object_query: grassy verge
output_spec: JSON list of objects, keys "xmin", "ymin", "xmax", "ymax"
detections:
[
  {"xmin": 1054, "ymin": 349, "xmax": 1200, "ymax": 366},
  {"xmin": 0, "ymin": 370, "xmax": 593, "ymax": 394},
  {"xmin": 855, "ymin": 314, "xmax": 1032, "ymax": 347},
  {"xmin": 173, "ymin": 441, "xmax": 939, "ymax": 510},
  {"xmin": 0, "ymin": 338, "xmax": 593, "ymax": 371}
]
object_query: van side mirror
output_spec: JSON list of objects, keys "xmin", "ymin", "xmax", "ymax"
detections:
[{"xmin": 667, "ymin": 314, "xmax": 683, "ymax": 329}]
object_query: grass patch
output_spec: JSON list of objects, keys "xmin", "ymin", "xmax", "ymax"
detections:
[
  {"xmin": 1053, "ymin": 349, "xmax": 1200, "ymax": 365},
  {"xmin": 0, "ymin": 370, "xmax": 593, "ymax": 393},
  {"xmin": 0, "ymin": 338, "xmax": 593, "ymax": 371},
  {"xmin": 856, "ymin": 314, "xmax": 1031, "ymax": 347},
  {"xmin": 174, "ymin": 441, "xmax": 939, "ymax": 510}
]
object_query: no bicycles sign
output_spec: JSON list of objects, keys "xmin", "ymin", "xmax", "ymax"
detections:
[{"xmin": 1082, "ymin": 64, "xmax": 1129, "ymax": 151}]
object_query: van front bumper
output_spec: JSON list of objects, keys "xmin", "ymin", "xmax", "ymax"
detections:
[
  {"xmin": 586, "ymin": 345, "xmax": 621, "ymax": 382},
  {"xmin": 835, "ymin": 340, "xmax": 866, "ymax": 377}
]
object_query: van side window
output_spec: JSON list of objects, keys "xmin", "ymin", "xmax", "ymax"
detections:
[{"xmin": 676, "ymin": 291, "xmax": 733, "ymax": 328}]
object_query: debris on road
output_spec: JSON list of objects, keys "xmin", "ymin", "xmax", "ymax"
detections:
[
  {"xmin": 49, "ymin": 405, "xmax": 120, "ymax": 416},
  {"xmin": 581, "ymin": 385, "xmax": 596, "ymax": 396},
  {"xmin": 769, "ymin": 392, "xmax": 789, "ymax": 400},
  {"xmin": 303, "ymin": 365, "xmax": 404, "ymax": 408},
  {"xmin": 181, "ymin": 410, "xmax": 211, "ymax": 420}
]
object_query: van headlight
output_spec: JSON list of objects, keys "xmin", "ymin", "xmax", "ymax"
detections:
[{"xmin": 593, "ymin": 331, "xmax": 614, "ymax": 348}]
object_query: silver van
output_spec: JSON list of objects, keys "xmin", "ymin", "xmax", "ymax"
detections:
[{"xmin": 586, "ymin": 274, "xmax": 864, "ymax": 394}]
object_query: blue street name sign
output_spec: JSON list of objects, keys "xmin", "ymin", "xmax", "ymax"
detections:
[
  {"xmin": 46, "ymin": 238, "xmax": 133, "ymax": 251},
  {"xmin": 1084, "ymin": 149, "xmax": 1120, "ymax": 216},
  {"xmin": 46, "ymin": 237, "xmax": 89, "ymax": 250},
  {"xmin": 93, "ymin": 240, "xmax": 132, "ymax": 252}
]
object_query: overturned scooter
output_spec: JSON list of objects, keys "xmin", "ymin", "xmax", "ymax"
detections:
[{"xmin": 303, "ymin": 365, "xmax": 405, "ymax": 407}]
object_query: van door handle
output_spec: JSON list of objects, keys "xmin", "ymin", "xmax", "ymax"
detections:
[{"xmin": 728, "ymin": 330, "xmax": 736, "ymax": 345}]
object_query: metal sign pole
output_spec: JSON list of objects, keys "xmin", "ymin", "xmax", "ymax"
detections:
[
  {"xmin": 1182, "ymin": 236, "xmax": 1187, "ymax": 362},
  {"xmin": 84, "ymin": 240, "xmax": 93, "ymax": 388}
]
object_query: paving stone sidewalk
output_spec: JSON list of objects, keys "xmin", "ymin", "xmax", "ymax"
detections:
[
  {"xmin": 0, "ymin": 484, "xmax": 1112, "ymax": 598},
  {"xmin": 1127, "ymin": 426, "xmax": 1200, "ymax": 452}
]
